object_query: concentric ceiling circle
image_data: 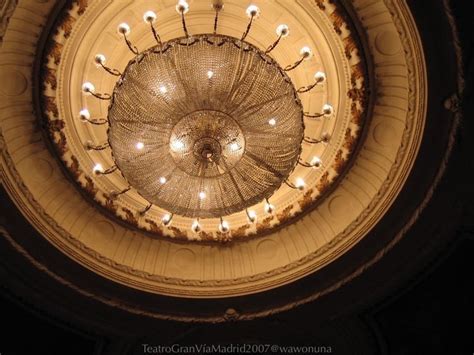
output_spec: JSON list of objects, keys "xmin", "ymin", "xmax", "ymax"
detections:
[
  {"xmin": 37, "ymin": 0, "xmax": 368, "ymax": 242},
  {"xmin": 0, "ymin": 0, "xmax": 459, "ymax": 325},
  {"xmin": 1, "ymin": 0, "xmax": 431, "ymax": 309},
  {"xmin": 108, "ymin": 35, "xmax": 304, "ymax": 219}
]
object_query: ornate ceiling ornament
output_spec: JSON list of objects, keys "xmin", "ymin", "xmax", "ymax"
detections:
[
  {"xmin": 1, "ymin": 0, "xmax": 433, "ymax": 314},
  {"xmin": 39, "ymin": 0, "xmax": 368, "ymax": 242},
  {"xmin": 107, "ymin": 34, "xmax": 305, "ymax": 220}
]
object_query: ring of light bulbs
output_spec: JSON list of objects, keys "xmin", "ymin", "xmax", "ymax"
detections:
[{"xmin": 80, "ymin": 0, "xmax": 334, "ymax": 236}]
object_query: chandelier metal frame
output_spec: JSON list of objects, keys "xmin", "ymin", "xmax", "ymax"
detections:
[{"xmin": 80, "ymin": 1, "xmax": 334, "ymax": 235}]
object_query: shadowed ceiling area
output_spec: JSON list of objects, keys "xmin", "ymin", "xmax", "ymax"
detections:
[{"xmin": 1, "ymin": 0, "xmax": 473, "ymax": 353}]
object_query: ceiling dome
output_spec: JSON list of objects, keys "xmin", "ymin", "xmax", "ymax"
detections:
[
  {"xmin": 1, "ymin": 0, "xmax": 459, "ymax": 324},
  {"xmin": 36, "ymin": 0, "xmax": 366, "ymax": 242}
]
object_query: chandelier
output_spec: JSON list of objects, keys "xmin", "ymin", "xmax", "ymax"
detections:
[{"xmin": 80, "ymin": 1, "xmax": 333, "ymax": 235}]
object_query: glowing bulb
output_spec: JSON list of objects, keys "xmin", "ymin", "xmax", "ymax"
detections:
[
  {"xmin": 246, "ymin": 4, "xmax": 260, "ymax": 18},
  {"xmin": 229, "ymin": 142, "xmax": 239, "ymax": 151},
  {"xmin": 276, "ymin": 24, "xmax": 289, "ymax": 37},
  {"xmin": 162, "ymin": 213, "xmax": 172, "ymax": 226},
  {"xmin": 136, "ymin": 142, "xmax": 144, "ymax": 150},
  {"xmin": 79, "ymin": 109, "xmax": 90, "ymax": 121},
  {"xmin": 247, "ymin": 210, "xmax": 257, "ymax": 223},
  {"xmin": 143, "ymin": 10, "xmax": 157, "ymax": 23},
  {"xmin": 219, "ymin": 220, "xmax": 230, "ymax": 233},
  {"xmin": 311, "ymin": 156, "xmax": 322, "ymax": 168},
  {"xmin": 92, "ymin": 163, "xmax": 103, "ymax": 175},
  {"xmin": 322, "ymin": 104, "xmax": 334, "ymax": 116},
  {"xmin": 171, "ymin": 139, "xmax": 185, "ymax": 151},
  {"xmin": 191, "ymin": 219, "xmax": 201, "ymax": 233},
  {"xmin": 117, "ymin": 23, "xmax": 131, "ymax": 35},
  {"xmin": 94, "ymin": 54, "xmax": 106, "ymax": 66},
  {"xmin": 295, "ymin": 178, "xmax": 305, "ymax": 190},
  {"xmin": 264, "ymin": 201, "xmax": 275, "ymax": 214},
  {"xmin": 300, "ymin": 46, "xmax": 312, "ymax": 59},
  {"xmin": 268, "ymin": 118, "xmax": 276, "ymax": 126},
  {"xmin": 82, "ymin": 82, "xmax": 95, "ymax": 94},
  {"xmin": 176, "ymin": 0, "xmax": 190, "ymax": 14},
  {"xmin": 199, "ymin": 191, "xmax": 206, "ymax": 200},
  {"xmin": 159, "ymin": 176, "xmax": 167, "ymax": 184},
  {"xmin": 159, "ymin": 86, "xmax": 167, "ymax": 94},
  {"xmin": 207, "ymin": 70, "xmax": 214, "ymax": 79},
  {"xmin": 315, "ymin": 71, "xmax": 326, "ymax": 83}
]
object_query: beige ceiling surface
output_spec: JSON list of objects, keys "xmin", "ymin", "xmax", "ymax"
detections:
[
  {"xmin": 0, "ymin": 0, "xmax": 426, "ymax": 298},
  {"xmin": 53, "ymin": 0, "xmax": 353, "ymax": 241}
]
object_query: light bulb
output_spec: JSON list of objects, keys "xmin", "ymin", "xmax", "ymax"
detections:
[
  {"xmin": 82, "ymin": 82, "xmax": 95, "ymax": 94},
  {"xmin": 79, "ymin": 109, "xmax": 90, "ymax": 121},
  {"xmin": 191, "ymin": 220, "xmax": 201, "ymax": 233},
  {"xmin": 219, "ymin": 220, "xmax": 230, "ymax": 233},
  {"xmin": 246, "ymin": 5, "xmax": 260, "ymax": 18},
  {"xmin": 176, "ymin": 0, "xmax": 189, "ymax": 14},
  {"xmin": 276, "ymin": 24, "xmax": 289, "ymax": 37},
  {"xmin": 171, "ymin": 139, "xmax": 184, "ymax": 151},
  {"xmin": 162, "ymin": 213, "xmax": 172, "ymax": 226},
  {"xmin": 199, "ymin": 191, "xmax": 206, "ymax": 200},
  {"xmin": 295, "ymin": 178, "xmax": 305, "ymax": 190},
  {"xmin": 315, "ymin": 71, "xmax": 326, "ymax": 83},
  {"xmin": 322, "ymin": 104, "xmax": 333, "ymax": 116},
  {"xmin": 300, "ymin": 46, "xmax": 312, "ymax": 59},
  {"xmin": 264, "ymin": 201, "xmax": 275, "ymax": 214},
  {"xmin": 159, "ymin": 176, "xmax": 167, "ymax": 184},
  {"xmin": 311, "ymin": 156, "xmax": 322, "ymax": 168},
  {"xmin": 247, "ymin": 210, "xmax": 257, "ymax": 223},
  {"xmin": 268, "ymin": 118, "xmax": 276, "ymax": 126},
  {"xmin": 136, "ymin": 142, "xmax": 144, "ymax": 150},
  {"xmin": 159, "ymin": 86, "xmax": 167, "ymax": 94},
  {"xmin": 117, "ymin": 23, "xmax": 131, "ymax": 35},
  {"xmin": 229, "ymin": 142, "xmax": 239, "ymax": 151},
  {"xmin": 143, "ymin": 10, "xmax": 157, "ymax": 23},
  {"xmin": 94, "ymin": 54, "xmax": 106, "ymax": 66},
  {"xmin": 207, "ymin": 70, "xmax": 214, "ymax": 79},
  {"xmin": 92, "ymin": 163, "xmax": 103, "ymax": 175}
]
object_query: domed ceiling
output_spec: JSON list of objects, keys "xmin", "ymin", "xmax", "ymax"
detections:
[
  {"xmin": 0, "ymin": 0, "xmax": 431, "ymax": 321},
  {"xmin": 40, "ymin": 0, "xmax": 370, "ymax": 243}
]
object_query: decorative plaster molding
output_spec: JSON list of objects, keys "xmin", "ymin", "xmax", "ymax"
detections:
[
  {"xmin": 0, "ymin": 0, "xmax": 17, "ymax": 46},
  {"xmin": 38, "ymin": 0, "xmax": 369, "ymax": 242},
  {"xmin": 0, "ymin": 0, "xmax": 433, "ymax": 305}
]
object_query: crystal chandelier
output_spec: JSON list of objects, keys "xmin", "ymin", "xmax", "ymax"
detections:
[{"xmin": 81, "ymin": 1, "xmax": 334, "ymax": 234}]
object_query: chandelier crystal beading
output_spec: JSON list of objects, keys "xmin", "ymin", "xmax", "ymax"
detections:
[{"xmin": 80, "ymin": 1, "xmax": 334, "ymax": 233}]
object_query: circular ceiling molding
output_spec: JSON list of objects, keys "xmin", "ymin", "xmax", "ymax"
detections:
[
  {"xmin": 0, "ymin": 0, "xmax": 433, "ymax": 320},
  {"xmin": 39, "ymin": 0, "xmax": 369, "ymax": 242}
]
